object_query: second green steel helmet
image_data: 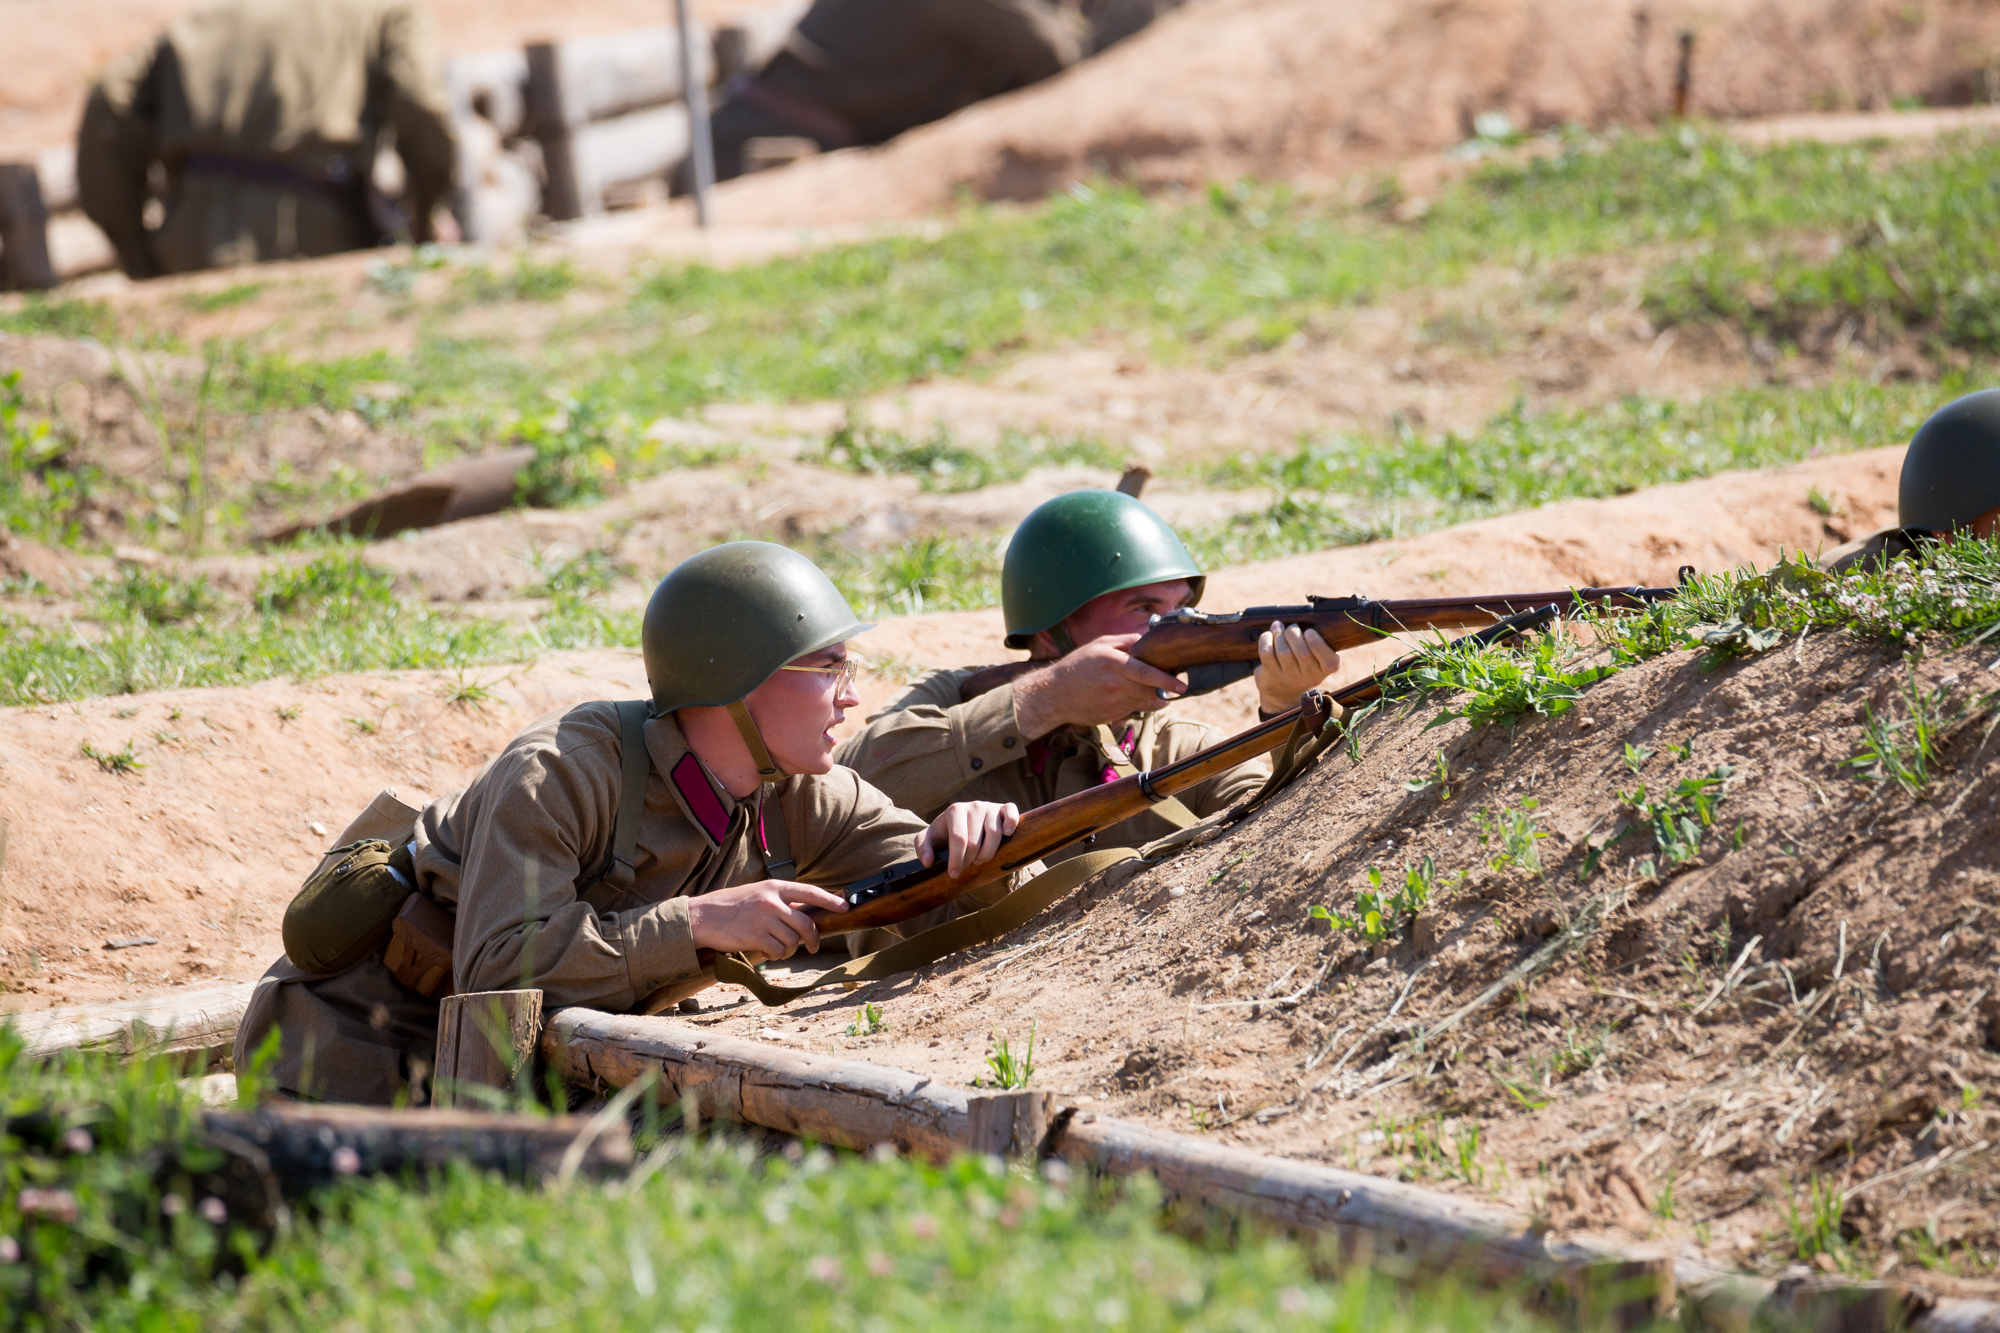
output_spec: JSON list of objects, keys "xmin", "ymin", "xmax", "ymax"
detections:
[
  {"xmin": 1900, "ymin": 389, "xmax": 2000, "ymax": 534},
  {"xmin": 643, "ymin": 541, "xmax": 872, "ymax": 715},
  {"xmin": 1001, "ymin": 490, "xmax": 1204, "ymax": 649}
]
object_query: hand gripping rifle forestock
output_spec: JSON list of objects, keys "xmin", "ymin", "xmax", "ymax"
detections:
[{"xmin": 959, "ymin": 571, "xmax": 1689, "ymax": 702}]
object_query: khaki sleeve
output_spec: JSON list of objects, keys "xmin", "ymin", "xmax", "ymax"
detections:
[
  {"xmin": 932, "ymin": 0, "xmax": 1086, "ymax": 83},
  {"xmin": 75, "ymin": 40, "xmax": 164, "ymax": 280},
  {"xmin": 439, "ymin": 735, "xmax": 699, "ymax": 1011},
  {"xmin": 373, "ymin": 2, "xmax": 456, "ymax": 237},
  {"xmin": 1153, "ymin": 718, "xmax": 1271, "ymax": 817},
  {"xmin": 834, "ymin": 672, "xmax": 1028, "ymax": 820},
  {"xmin": 781, "ymin": 767, "xmax": 932, "ymax": 889}
]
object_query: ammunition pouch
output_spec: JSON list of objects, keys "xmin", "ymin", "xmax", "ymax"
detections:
[
  {"xmin": 281, "ymin": 837, "xmax": 420, "ymax": 976},
  {"xmin": 382, "ymin": 893, "xmax": 456, "ymax": 998}
]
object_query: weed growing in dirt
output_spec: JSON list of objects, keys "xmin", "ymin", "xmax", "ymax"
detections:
[
  {"xmin": 822, "ymin": 533, "xmax": 1003, "ymax": 619},
  {"xmin": 0, "ymin": 371, "xmax": 99, "ymax": 546},
  {"xmin": 976, "ymin": 1023, "xmax": 1036, "ymax": 1089},
  {"xmin": 1780, "ymin": 1175, "xmax": 1852, "ymax": 1268},
  {"xmin": 93, "ymin": 569, "xmax": 221, "ymax": 626},
  {"xmin": 1547, "ymin": 1025, "xmax": 1605, "ymax": 1080},
  {"xmin": 1410, "ymin": 622, "xmax": 1612, "ymax": 731},
  {"xmin": 1371, "ymin": 1115, "xmax": 1491, "ymax": 1188},
  {"xmin": 1402, "ymin": 748, "xmax": 1455, "ymax": 799},
  {"xmin": 1478, "ymin": 800, "xmax": 1548, "ymax": 879},
  {"xmin": 454, "ymin": 256, "xmax": 580, "ymax": 304},
  {"xmin": 78, "ymin": 739, "xmax": 143, "ymax": 774},
  {"xmin": 804, "ymin": 412, "xmax": 1123, "ymax": 494},
  {"xmin": 846, "ymin": 1003, "xmax": 888, "ymax": 1037},
  {"xmin": 1845, "ymin": 669, "xmax": 1985, "ymax": 798},
  {"xmin": 1616, "ymin": 763, "xmax": 1737, "ymax": 870},
  {"xmin": 1311, "ymin": 858, "xmax": 1448, "ymax": 944}
]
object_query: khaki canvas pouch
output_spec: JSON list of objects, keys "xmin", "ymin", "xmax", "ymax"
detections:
[{"xmin": 280, "ymin": 788, "xmax": 426, "ymax": 976}]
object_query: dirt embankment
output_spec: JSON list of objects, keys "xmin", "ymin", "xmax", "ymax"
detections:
[
  {"xmin": 799, "ymin": 612, "xmax": 2000, "ymax": 1291},
  {"xmin": 704, "ymin": 0, "xmax": 2000, "ymax": 227}
]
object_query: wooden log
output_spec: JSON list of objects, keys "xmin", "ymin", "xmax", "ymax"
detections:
[
  {"xmin": 8, "ymin": 981, "xmax": 256, "ymax": 1065},
  {"xmin": 1054, "ymin": 1109, "xmax": 1670, "ymax": 1320},
  {"xmin": 0, "ymin": 162, "xmax": 56, "ymax": 291},
  {"xmin": 202, "ymin": 1099, "xmax": 631, "ymax": 1190},
  {"xmin": 435, "ymin": 989, "xmax": 543, "ymax": 1108},
  {"xmin": 543, "ymin": 1008, "xmax": 971, "ymax": 1162}
]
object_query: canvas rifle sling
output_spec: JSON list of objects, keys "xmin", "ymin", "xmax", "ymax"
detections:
[
  {"xmin": 578, "ymin": 699, "xmax": 653, "ymax": 912},
  {"xmin": 1090, "ymin": 724, "xmax": 1201, "ymax": 830},
  {"xmin": 714, "ymin": 705, "xmax": 1341, "ymax": 1005}
]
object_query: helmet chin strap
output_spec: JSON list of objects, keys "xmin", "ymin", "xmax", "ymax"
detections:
[
  {"xmin": 727, "ymin": 700, "xmax": 784, "ymax": 783},
  {"xmin": 1049, "ymin": 622, "xmax": 1077, "ymax": 656}
]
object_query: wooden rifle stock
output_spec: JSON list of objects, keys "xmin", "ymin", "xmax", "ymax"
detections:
[{"xmin": 960, "ymin": 574, "xmax": 1688, "ymax": 702}]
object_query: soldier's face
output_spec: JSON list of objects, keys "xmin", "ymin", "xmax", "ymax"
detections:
[
  {"xmin": 1943, "ymin": 505, "xmax": 2000, "ymax": 546},
  {"xmin": 1061, "ymin": 578, "xmax": 1197, "ymax": 644},
  {"xmin": 743, "ymin": 644, "xmax": 862, "ymax": 775}
]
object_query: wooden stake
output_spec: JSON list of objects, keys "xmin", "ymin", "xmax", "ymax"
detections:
[
  {"xmin": 966, "ymin": 1091, "xmax": 1052, "ymax": 1158},
  {"xmin": 434, "ymin": 989, "xmax": 543, "ymax": 1108},
  {"xmin": 674, "ymin": 0, "xmax": 714, "ymax": 227},
  {"xmin": 0, "ymin": 163, "xmax": 56, "ymax": 291}
]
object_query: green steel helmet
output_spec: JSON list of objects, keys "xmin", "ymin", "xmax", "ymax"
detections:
[
  {"xmin": 1001, "ymin": 490, "xmax": 1204, "ymax": 650},
  {"xmin": 643, "ymin": 542, "xmax": 872, "ymax": 715},
  {"xmin": 1899, "ymin": 389, "xmax": 2000, "ymax": 534}
]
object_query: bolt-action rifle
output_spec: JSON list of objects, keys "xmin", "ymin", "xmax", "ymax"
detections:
[
  {"xmin": 958, "ymin": 575, "xmax": 1689, "ymax": 702},
  {"xmin": 637, "ymin": 605, "xmax": 1559, "ymax": 1013}
]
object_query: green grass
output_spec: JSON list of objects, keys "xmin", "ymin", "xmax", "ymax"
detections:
[
  {"xmin": 803, "ymin": 414, "xmax": 1126, "ymax": 494},
  {"xmin": 0, "ymin": 549, "xmax": 640, "ymax": 707},
  {"xmin": 2, "ymin": 1031, "xmax": 1568, "ymax": 1333},
  {"xmin": 45, "ymin": 127, "xmax": 1997, "ymax": 460}
]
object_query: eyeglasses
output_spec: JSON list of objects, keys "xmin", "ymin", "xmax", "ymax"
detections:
[{"xmin": 776, "ymin": 660, "xmax": 858, "ymax": 694}]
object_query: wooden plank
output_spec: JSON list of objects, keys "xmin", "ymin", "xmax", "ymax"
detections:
[
  {"xmin": 0, "ymin": 163, "xmax": 56, "ymax": 291},
  {"xmin": 434, "ymin": 989, "xmax": 544, "ymax": 1108},
  {"xmin": 34, "ymin": 144, "xmax": 78, "ymax": 213},
  {"xmin": 570, "ymin": 103, "xmax": 691, "ymax": 215},
  {"xmin": 8, "ymin": 981, "xmax": 256, "ymax": 1064},
  {"xmin": 715, "ymin": 2, "xmax": 809, "ymax": 82},
  {"xmin": 538, "ymin": 26, "xmax": 712, "ymax": 131},
  {"xmin": 543, "ymin": 1008, "xmax": 970, "ymax": 1162},
  {"xmin": 202, "ymin": 1100, "xmax": 631, "ymax": 1189}
]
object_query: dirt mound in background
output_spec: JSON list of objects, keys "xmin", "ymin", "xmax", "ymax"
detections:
[{"xmin": 707, "ymin": 0, "xmax": 2000, "ymax": 226}]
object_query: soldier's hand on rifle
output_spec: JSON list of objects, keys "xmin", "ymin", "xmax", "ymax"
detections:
[
  {"xmin": 1255, "ymin": 622, "xmax": 1341, "ymax": 716},
  {"xmin": 688, "ymin": 880, "xmax": 849, "ymax": 959},
  {"xmin": 917, "ymin": 800, "xmax": 1021, "ymax": 879},
  {"xmin": 1012, "ymin": 633, "xmax": 1186, "ymax": 737}
]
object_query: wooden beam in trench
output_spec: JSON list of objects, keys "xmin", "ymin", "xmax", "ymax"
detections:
[{"xmin": 8, "ymin": 981, "xmax": 256, "ymax": 1064}]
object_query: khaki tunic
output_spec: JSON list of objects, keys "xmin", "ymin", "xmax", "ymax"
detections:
[
  {"xmin": 1819, "ymin": 527, "xmax": 1931, "ymax": 576},
  {"xmin": 77, "ymin": 0, "xmax": 454, "ymax": 279},
  {"xmin": 833, "ymin": 667, "xmax": 1271, "ymax": 854},
  {"xmin": 237, "ymin": 702, "xmax": 927, "ymax": 1104},
  {"xmin": 710, "ymin": 0, "xmax": 1084, "ymax": 178}
]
